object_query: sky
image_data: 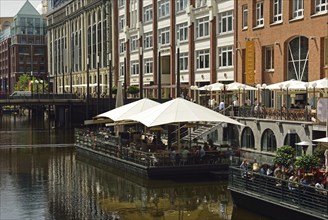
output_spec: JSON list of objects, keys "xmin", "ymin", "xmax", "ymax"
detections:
[{"xmin": 0, "ymin": 0, "xmax": 42, "ymax": 17}]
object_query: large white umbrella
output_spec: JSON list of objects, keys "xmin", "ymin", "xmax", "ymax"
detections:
[
  {"xmin": 225, "ymin": 82, "xmax": 257, "ymax": 91},
  {"xmin": 309, "ymin": 77, "xmax": 328, "ymax": 89},
  {"xmin": 198, "ymin": 82, "xmax": 224, "ymax": 91},
  {"xmin": 266, "ymin": 79, "xmax": 306, "ymax": 90},
  {"xmin": 312, "ymin": 137, "xmax": 328, "ymax": 143},
  {"xmin": 94, "ymin": 98, "xmax": 160, "ymax": 122}
]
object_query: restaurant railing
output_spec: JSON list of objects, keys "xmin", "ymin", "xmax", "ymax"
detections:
[
  {"xmin": 228, "ymin": 166, "xmax": 328, "ymax": 218},
  {"xmin": 74, "ymin": 128, "xmax": 232, "ymax": 168}
]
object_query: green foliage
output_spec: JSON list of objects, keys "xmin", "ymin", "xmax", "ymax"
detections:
[
  {"xmin": 294, "ymin": 154, "xmax": 320, "ymax": 172},
  {"xmin": 273, "ymin": 145, "xmax": 296, "ymax": 168},
  {"xmin": 313, "ymin": 148, "xmax": 325, "ymax": 159},
  {"xmin": 14, "ymin": 74, "xmax": 48, "ymax": 93},
  {"xmin": 127, "ymin": 86, "xmax": 139, "ymax": 96}
]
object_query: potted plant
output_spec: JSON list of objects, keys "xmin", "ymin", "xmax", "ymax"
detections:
[
  {"xmin": 294, "ymin": 154, "xmax": 320, "ymax": 173},
  {"xmin": 273, "ymin": 145, "xmax": 296, "ymax": 169},
  {"xmin": 127, "ymin": 86, "xmax": 139, "ymax": 97}
]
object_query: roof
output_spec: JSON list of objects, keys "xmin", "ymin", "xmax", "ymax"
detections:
[{"xmin": 16, "ymin": 0, "xmax": 40, "ymax": 16}]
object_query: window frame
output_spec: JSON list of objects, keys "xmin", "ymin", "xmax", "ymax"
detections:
[
  {"xmin": 265, "ymin": 46, "xmax": 274, "ymax": 71},
  {"xmin": 273, "ymin": 0, "xmax": 283, "ymax": 23},
  {"xmin": 218, "ymin": 10, "xmax": 233, "ymax": 34},
  {"xmin": 218, "ymin": 46, "xmax": 233, "ymax": 68},
  {"xmin": 177, "ymin": 22, "xmax": 188, "ymax": 42},
  {"xmin": 196, "ymin": 49, "xmax": 210, "ymax": 69},
  {"xmin": 242, "ymin": 5, "xmax": 248, "ymax": 29},
  {"xmin": 196, "ymin": 16, "xmax": 209, "ymax": 38},
  {"xmin": 256, "ymin": 1, "xmax": 264, "ymax": 27}
]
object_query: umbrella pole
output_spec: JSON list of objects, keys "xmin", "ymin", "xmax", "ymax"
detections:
[{"xmin": 178, "ymin": 123, "xmax": 181, "ymax": 152}]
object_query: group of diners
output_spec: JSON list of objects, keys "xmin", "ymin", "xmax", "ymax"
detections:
[{"xmin": 240, "ymin": 159, "xmax": 328, "ymax": 195}]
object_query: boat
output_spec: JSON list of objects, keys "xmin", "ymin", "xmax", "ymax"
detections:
[
  {"xmin": 75, "ymin": 128, "xmax": 230, "ymax": 179},
  {"xmin": 228, "ymin": 166, "xmax": 328, "ymax": 220}
]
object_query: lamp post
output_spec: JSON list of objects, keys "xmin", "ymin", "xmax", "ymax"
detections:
[
  {"xmin": 124, "ymin": 54, "xmax": 127, "ymax": 105},
  {"xmin": 176, "ymin": 40, "xmax": 180, "ymax": 98},
  {"xmin": 139, "ymin": 47, "xmax": 143, "ymax": 99},
  {"xmin": 285, "ymin": 83, "xmax": 290, "ymax": 120},
  {"xmin": 312, "ymin": 82, "xmax": 317, "ymax": 108},
  {"xmin": 305, "ymin": 82, "xmax": 309, "ymax": 121},
  {"xmin": 97, "ymin": 55, "xmax": 100, "ymax": 115},
  {"xmin": 279, "ymin": 84, "xmax": 284, "ymax": 120},
  {"xmin": 109, "ymin": 53, "xmax": 112, "ymax": 110},
  {"xmin": 158, "ymin": 44, "xmax": 162, "ymax": 102},
  {"xmin": 262, "ymin": 83, "xmax": 267, "ymax": 107},
  {"xmin": 86, "ymin": 57, "xmax": 90, "ymax": 119}
]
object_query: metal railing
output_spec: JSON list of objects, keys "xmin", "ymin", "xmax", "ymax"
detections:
[{"xmin": 228, "ymin": 166, "xmax": 328, "ymax": 219}]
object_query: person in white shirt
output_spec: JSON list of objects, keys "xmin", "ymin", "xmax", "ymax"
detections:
[{"xmin": 219, "ymin": 101, "xmax": 225, "ymax": 110}]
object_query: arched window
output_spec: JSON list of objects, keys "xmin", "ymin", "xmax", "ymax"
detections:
[
  {"xmin": 241, "ymin": 127, "xmax": 254, "ymax": 149},
  {"xmin": 287, "ymin": 36, "xmax": 308, "ymax": 81},
  {"xmin": 261, "ymin": 129, "xmax": 277, "ymax": 152},
  {"xmin": 284, "ymin": 133, "xmax": 301, "ymax": 156}
]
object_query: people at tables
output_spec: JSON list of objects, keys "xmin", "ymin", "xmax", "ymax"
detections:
[
  {"xmin": 181, "ymin": 147, "xmax": 190, "ymax": 165},
  {"xmin": 240, "ymin": 160, "xmax": 249, "ymax": 178},
  {"xmin": 288, "ymin": 171, "xmax": 299, "ymax": 191},
  {"xmin": 169, "ymin": 147, "xmax": 177, "ymax": 166},
  {"xmin": 200, "ymin": 146, "xmax": 206, "ymax": 162}
]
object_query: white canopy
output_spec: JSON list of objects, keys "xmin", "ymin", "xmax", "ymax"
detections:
[
  {"xmin": 266, "ymin": 79, "xmax": 306, "ymax": 90},
  {"xmin": 295, "ymin": 141, "xmax": 316, "ymax": 146},
  {"xmin": 226, "ymin": 82, "xmax": 257, "ymax": 91},
  {"xmin": 198, "ymin": 82, "xmax": 224, "ymax": 91},
  {"xmin": 126, "ymin": 98, "xmax": 244, "ymax": 127},
  {"xmin": 309, "ymin": 77, "xmax": 328, "ymax": 89},
  {"xmin": 312, "ymin": 137, "xmax": 328, "ymax": 143},
  {"xmin": 93, "ymin": 98, "xmax": 160, "ymax": 122}
]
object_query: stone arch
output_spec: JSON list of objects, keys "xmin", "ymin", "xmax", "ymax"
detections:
[
  {"xmin": 241, "ymin": 127, "xmax": 255, "ymax": 149},
  {"xmin": 284, "ymin": 132, "xmax": 301, "ymax": 156}
]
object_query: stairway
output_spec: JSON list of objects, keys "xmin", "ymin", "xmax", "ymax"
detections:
[{"xmin": 180, "ymin": 122, "xmax": 222, "ymax": 143}]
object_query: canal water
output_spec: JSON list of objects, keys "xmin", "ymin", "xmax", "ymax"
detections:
[{"xmin": 0, "ymin": 114, "xmax": 272, "ymax": 220}]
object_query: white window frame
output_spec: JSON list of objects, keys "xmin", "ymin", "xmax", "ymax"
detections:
[
  {"xmin": 273, "ymin": 0, "xmax": 282, "ymax": 23},
  {"xmin": 119, "ymin": 39, "xmax": 126, "ymax": 54},
  {"xmin": 158, "ymin": 0, "xmax": 170, "ymax": 18},
  {"xmin": 119, "ymin": 62, "xmax": 125, "ymax": 76},
  {"xmin": 118, "ymin": 0, "xmax": 125, "ymax": 7},
  {"xmin": 144, "ymin": 32, "xmax": 153, "ymax": 49},
  {"xmin": 218, "ymin": 46, "xmax": 233, "ymax": 68},
  {"xmin": 144, "ymin": 58, "xmax": 153, "ymax": 74},
  {"xmin": 256, "ymin": 1, "xmax": 264, "ymax": 27},
  {"xmin": 119, "ymin": 15, "xmax": 125, "ymax": 32},
  {"xmin": 176, "ymin": 0, "xmax": 188, "ymax": 12},
  {"xmin": 159, "ymin": 27, "xmax": 170, "ymax": 45},
  {"xmin": 196, "ymin": 0, "xmax": 207, "ymax": 8},
  {"xmin": 179, "ymin": 53, "xmax": 188, "ymax": 71},
  {"xmin": 143, "ymin": 5, "xmax": 153, "ymax": 22},
  {"xmin": 242, "ymin": 5, "xmax": 248, "ymax": 29},
  {"xmin": 292, "ymin": 0, "xmax": 304, "ymax": 19},
  {"xmin": 196, "ymin": 49, "xmax": 210, "ymax": 69},
  {"xmin": 130, "ymin": 35, "xmax": 138, "ymax": 51},
  {"xmin": 218, "ymin": 10, "xmax": 233, "ymax": 34},
  {"xmin": 196, "ymin": 16, "xmax": 209, "ymax": 38},
  {"xmin": 177, "ymin": 22, "xmax": 188, "ymax": 42},
  {"xmin": 265, "ymin": 46, "xmax": 274, "ymax": 71},
  {"xmin": 131, "ymin": 60, "xmax": 139, "ymax": 75},
  {"xmin": 314, "ymin": 0, "xmax": 328, "ymax": 14}
]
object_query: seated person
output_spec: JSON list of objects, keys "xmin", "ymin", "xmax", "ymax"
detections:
[{"xmin": 181, "ymin": 147, "xmax": 190, "ymax": 164}]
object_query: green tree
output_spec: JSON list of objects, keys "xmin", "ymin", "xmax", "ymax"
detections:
[
  {"xmin": 127, "ymin": 86, "xmax": 139, "ymax": 97},
  {"xmin": 273, "ymin": 145, "xmax": 296, "ymax": 168},
  {"xmin": 14, "ymin": 74, "xmax": 48, "ymax": 93},
  {"xmin": 294, "ymin": 154, "xmax": 320, "ymax": 173}
]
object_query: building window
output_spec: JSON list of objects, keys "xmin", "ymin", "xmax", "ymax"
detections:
[
  {"xmin": 292, "ymin": 0, "xmax": 304, "ymax": 19},
  {"xmin": 159, "ymin": 27, "xmax": 170, "ymax": 45},
  {"xmin": 179, "ymin": 53, "xmax": 188, "ymax": 71},
  {"xmin": 177, "ymin": 22, "xmax": 188, "ymax": 42},
  {"xmin": 256, "ymin": 1, "xmax": 264, "ymax": 27},
  {"xmin": 144, "ymin": 32, "xmax": 153, "ymax": 49},
  {"xmin": 314, "ymin": 0, "xmax": 328, "ymax": 13},
  {"xmin": 130, "ymin": 35, "xmax": 138, "ymax": 51},
  {"xmin": 131, "ymin": 61, "xmax": 139, "ymax": 75},
  {"xmin": 218, "ymin": 46, "xmax": 233, "ymax": 68},
  {"xmin": 196, "ymin": 49, "xmax": 210, "ymax": 69},
  {"xmin": 241, "ymin": 127, "xmax": 255, "ymax": 149},
  {"xmin": 119, "ymin": 62, "xmax": 125, "ymax": 76},
  {"xmin": 176, "ymin": 0, "xmax": 188, "ymax": 12},
  {"xmin": 196, "ymin": 16, "xmax": 209, "ymax": 38},
  {"xmin": 119, "ymin": 15, "xmax": 125, "ymax": 32},
  {"xmin": 144, "ymin": 58, "xmax": 153, "ymax": 74},
  {"xmin": 158, "ymin": 0, "xmax": 170, "ymax": 18},
  {"xmin": 287, "ymin": 36, "xmax": 308, "ymax": 81},
  {"xmin": 242, "ymin": 5, "xmax": 248, "ymax": 29},
  {"xmin": 143, "ymin": 5, "xmax": 153, "ymax": 22},
  {"xmin": 118, "ymin": 0, "xmax": 125, "ymax": 7},
  {"xmin": 218, "ymin": 10, "xmax": 233, "ymax": 34},
  {"xmin": 261, "ymin": 129, "xmax": 277, "ymax": 152},
  {"xmin": 265, "ymin": 46, "xmax": 274, "ymax": 71},
  {"xmin": 196, "ymin": 0, "xmax": 207, "ymax": 8},
  {"xmin": 130, "ymin": 0, "xmax": 138, "ymax": 29},
  {"xmin": 119, "ymin": 39, "xmax": 126, "ymax": 54},
  {"xmin": 273, "ymin": 0, "xmax": 282, "ymax": 23}
]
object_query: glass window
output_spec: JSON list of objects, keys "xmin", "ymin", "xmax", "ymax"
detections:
[
  {"xmin": 131, "ymin": 60, "xmax": 139, "ymax": 75},
  {"xmin": 179, "ymin": 53, "xmax": 188, "ymax": 71},
  {"xmin": 118, "ymin": 0, "xmax": 125, "ymax": 7},
  {"xmin": 119, "ymin": 15, "xmax": 125, "ymax": 32},
  {"xmin": 256, "ymin": 1, "xmax": 264, "ymax": 27},
  {"xmin": 177, "ymin": 22, "xmax": 188, "ymax": 41},
  {"xmin": 196, "ymin": 16, "xmax": 209, "ymax": 38},
  {"xmin": 119, "ymin": 62, "xmax": 125, "ymax": 76},
  {"xmin": 241, "ymin": 127, "xmax": 255, "ymax": 149},
  {"xmin": 158, "ymin": 0, "xmax": 170, "ymax": 18},
  {"xmin": 314, "ymin": 0, "xmax": 328, "ymax": 13},
  {"xmin": 242, "ymin": 5, "xmax": 248, "ymax": 29},
  {"xmin": 273, "ymin": 0, "xmax": 282, "ymax": 23},
  {"xmin": 218, "ymin": 46, "xmax": 233, "ymax": 68},
  {"xmin": 176, "ymin": 0, "xmax": 188, "ymax": 12},
  {"xmin": 144, "ymin": 32, "xmax": 153, "ymax": 49},
  {"xmin": 287, "ymin": 36, "xmax": 308, "ymax": 81},
  {"xmin": 159, "ymin": 27, "xmax": 170, "ymax": 45},
  {"xmin": 196, "ymin": 49, "xmax": 210, "ymax": 69},
  {"xmin": 265, "ymin": 46, "xmax": 274, "ymax": 71},
  {"xmin": 119, "ymin": 39, "xmax": 126, "ymax": 53},
  {"xmin": 261, "ymin": 129, "xmax": 277, "ymax": 152},
  {"xmin": 144, "ymin": 58, "xmax": 153, "ymax": 74},
  {"xmin": 130, "ymin": 35, "xmax": 138, "ymax": 51},
  {"xmin": 218, "ymin": 10, "xmax": 233, "ymax": 34},
  {"xmin": 196, "ymin": 0, "xmax": 207, "ymax": 8},
  {"xmin": 292, "ymin": 0, "xmax": 304, "ymax": 18},
  {"xmin": 143, "ymin": 5, "xmax": 153, "ymax": 22}
]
